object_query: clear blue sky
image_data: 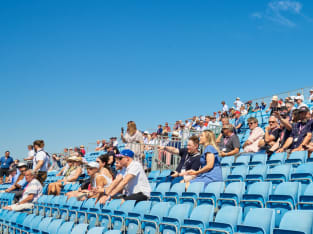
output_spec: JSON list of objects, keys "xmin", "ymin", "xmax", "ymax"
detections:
[{"xmin": 1, "ymin": 0, "xmax": 313, "ymax": 159}]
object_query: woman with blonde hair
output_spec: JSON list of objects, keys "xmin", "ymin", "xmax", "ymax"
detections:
[
  {"xmin": 121, "ymin": 121, "xmax": 144, "ymax": 162},
  {"xmin": 187, "ymin": 130, "xmax": 223, "ymax": 186}
]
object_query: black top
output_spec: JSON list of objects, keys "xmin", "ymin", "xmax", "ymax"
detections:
[
  {"xmin": 175, "ymin": 148, "xmax": 201, "ymax": 173},
  {"xmin": 268, "ymin": 128, "xmax": 282, "ymax": 142}
]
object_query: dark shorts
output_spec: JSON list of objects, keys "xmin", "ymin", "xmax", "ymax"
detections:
[
  {"xmin": 0, "ymin": 168, "xmax": 9, "ymax": 177},
  {"xmin": 36, "ymin": 171, "xmax": 47, "ymax": 185},
  {"xmin": 114, "ymin": 192, "xmax": 149, "ymax": 202}
]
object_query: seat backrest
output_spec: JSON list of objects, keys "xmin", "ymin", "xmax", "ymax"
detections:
[
  {"xmin": 251, "ymin": 153, "xmax": 267, "ymax": 163},
  {"xmin": 222, "ymin": 167, "xmax": 230, "ymax": 180},
  {"xmin": 57, "ymin": 221, "xmax": 75, "ymax": 234},
  {"xmin": 221, "ymin": 157, "xmax": 234, "ymax": 166},
  {"xmin": 268, "ymin": 152, "xmax": 286, "ymax": 162},
  {"xmin": 230, "ymin": 165, "xmax": 248, "ymax": 176},
  {"xmin": 47, "ymin": 219, "xmax": 64, "ymax": 234},
  {"xmin": 189, "ymin": 204, "xmax": 214, "ymax": 224},
  {"xmin": 70, "ymin": 223, "xmax": 89, "ymax": 234},
  {"xmin": 248, "ymin": 165, "xmax": 267, "ymax": 176},
  {"xmin": 224, "ymin": 182, "xmax": 245, "ymax": 197},
  {"xmin": 22, "ymin": 214, "xmax": 35, "ymax": 226},
  {"xmin": 274, "ymin": 182, "xmax": 299, "ymax": 199},
  {"xmin": 155, "ymin": 182, "xmax": 171, "ymax": 194},
  {"xmin": 278, "ymin": 210, "xmax": 313, "ymax": 234},
  {"xmin": 169, "ymin": 182, "xmax": 186, "ymax": 195},
  {"xmin": 234, "ymin": 156, "xmax": 250, "ymax": 165},
  {"xmin": 31, "ymin": 215, "xmax": 44, "ymax": 230},
  {"xmin": 132, "ymin": 201, "xmax": 152, "ymax": 214},
  {"xmin": 149, "ymin": 182, "xmax": 157, "ymax": 191},
  {"xmin": 117, "ymin": 200, "xmax": 136, "ymax": 213},
  {"xmin": 247, "ymin": 182, "xmax": 272, "ymax": 200},
  {"xmin": 214, "ymin": 206, "xmax": 242, "ymax": 228},
  {"xmin": 148, "ymin": 170, "xmax": 160, "ymax": 179},
  {"xmin": 294, "ymin": 163, "xmax": 313, "ymax": 175},
  {"xmin": 186, "ymin": 182, "xmax": 204, "ymax": 194},
  {"xmin": 103, "ymin": 199, "xmax": 121, "ymax": 210},
  {"xmin": 149, "ymin": 202, "xmax": 172, "ymax": 218},
  {"xmin": 243, "ymin": 208, "xmax": 275, "ymax": 234},
  {"xmin": 167, "ymin": 204, "xmax": 192, "ymax": 224},
  {"xmin": 303, "ymin": 183, "xmax": 313, "ymax": 196},
  {"xmin": 204, "ymin": 181, "xmax": 224, "ymax": 197},
  {"xmin": 289, "ymin": 151, "xmax": 307, "ymax": 161},
  {"xmin": 87, "ymin": 227, "xmax": 105, "ymax": 234},
  {"xmin": 158, "ymin": 170, "xmax": 172, "ymax": 178},
  {"xmin": 38, "ymin": 217, "xmax": 53, "ymax": 232},
  {"xmin": 267, "ymin": 164, "xmax": 291, "ymax": 177}
]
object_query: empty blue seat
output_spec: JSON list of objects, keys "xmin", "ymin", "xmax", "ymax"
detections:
[
  {"xmin": 273, "ymin": 210, "xmax": 313, "ymax": 234},
  {"xmin": 180, "ymin": 204, "xmax": 214, "ymax": 234},
  {"xmin": 222, "ymin": 167, "xmax": 231, "ymax": 181},
  {"xmin": 240, "ymin": 182, "xmax": 272, "ymax": 218},
  {"xmin": 218, "ymin": 182, "xmax": 245, "ymax": 207},
  {"xmin": 124, "ymin": 201, "xmax": 152, "ymax": 234},
  {"xmin": 150, "ymin": 182, "xmax": 171, "ymax": 202},
  {"xmin": 87, "ymin": 227, "xmax": 105, "ymax": 234},
  {"xmin": 221, "ymin": 157, "xmax": 235, "ymax": 167},
  {"xmin": 285, "ymin": 151, "xmax": 308, "ymax": 166},
  {"xmin": 179, "ymin": 182, "xmax": 204, "ymax": 207},
  {"xmin": 148, "ymin": 170, "xmax": 160, "ymax": 182},
  {"xmin": 141, "ymin": 202, "xmax": 172, "ymax": 234},
  {"xmin": 237, "ymin": 208, "xmax": 275, "ymax": 234},
  {"xmin": 164, "ymin": 183, "xmax": 186, "ymax": 204},
  {"xmin": 149, "ymin": 182, "xmax": 157, "ymax": 191},
  {"xmin": 197, "ymin": 181, "xmax": 224, "ymax": 208},
  {"xmin": 43, "ymin": 218, "xmax": 64, "ymax": 234},
  {"xmin": 226, "ymin": 165, "xmax": 249, "ymax": 184},
  {"xmin": 265, "ymin": 164, "xmax": 291, "ymax": 191},
  {"xmin": 33, "ymin": 217, "xmax": 54, "ymax": 233},
  {"xmin": 232, "ymin": 155, "xmax": 250, "ymax": 167},
  {"xmin": 266, "ymin": 152, "xmax": 286, "ymax": 166},
  {"xmin": 29, "ymin": 215, "xmax": 44, "ymax": 233},
  {"xmin": 266, "ymin": 182, "xmax": 301, "ymax": 227},
  {"xmin": 98, "ymin": 199, "xmax": 122, "ymax": 230},
  {"xmin": 70, "ymin": 223, "xmax": 89, "ymax": 234},
  {"xmin": 111, "ymin": 200, "xmax": 136, "ymax": 230},
  {"xmin": 77, "ymin": 198, "xmax": 97, "ymax": 224},
  {"xmin": 245, "ymin": 165, "xmax": 267, "ymax": 187},
  {"xmin": 50, "ymin": 195, "xmax": 68, "ymax": 218},
  {"xmin": 159, "ymin": 203, "xmax": 192, "ymax": 234},
  {"xmin": 156, "ymin": 170, "xmax": 172, "ymax": 183},
  {"xmin": 290, "ymin": 163, "xmax": 313, "ymax": 193},
  {"xmin": 249, "ymin": 153, "xmax": 267, "ymax": 166},
  {"xmin": 56, "ymin": 221, "xmax": 75, "ymax": 234},
  {"xmin": 205, "ymin": 206, "xmax": 242, "ymax": 234},
  {"xmin": 297, "ymin": 183, "xmax": 313, "ymax": 210}
]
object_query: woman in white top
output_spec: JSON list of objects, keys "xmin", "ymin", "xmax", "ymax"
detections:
[
  {"xmin": 96, "ymin": 154, "xmax": 114, "ymax": 180},
  {"xmin": 121, "ymin": 121, "xmax": 144, "ymax": 162}
]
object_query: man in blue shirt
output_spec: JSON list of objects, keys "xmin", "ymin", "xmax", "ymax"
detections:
[
  {"xmin": 0, "ymin": 151, "xmax": 14, "ymax": 184},
  {"xmin": 234, "ymin": 111, "xmax": 244, "ymax": 133}
]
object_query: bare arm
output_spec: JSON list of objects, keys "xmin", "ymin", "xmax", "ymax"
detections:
[
  {"xmin": 188, "ymin": 153, "xmax": 214, "ymax": 175},
  {"xmin": 159, "ymin": 146, "xmax": 179, "ymax": 155},
  {"xmin": 66, "ymin": 167, "xmax": 82, "ymax": 182},
  {"xmin": 34, "ymin": 160, "xmax": 44, "ymax": 172},
  {"xmin": 108, "ymin": 174, "xmax": 134, "ymax": 197},
  {"xmin": 18, "ymin": 194, "xmax": 34, "ymax": 205}
]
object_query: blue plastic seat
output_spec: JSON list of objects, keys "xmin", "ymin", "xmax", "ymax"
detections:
[
  {"xmin": 87, "ymin": 227, "xmax": 105, "ymax": 234},
  {"xmin": 34, "ymin": 195, "xmax": 54, "ymax": 216},
  {"xmin": 237, "ymin": 208, "xmax": 275, "ymax": 234},
  {"xmin": 29, "ymin": 215, "xmax": 44, "ymax": 233},
  {"xmin": 266, "ymin": 182, "xmax": 301, "ymax": 227},
  {"xmin": 205, "ymin": 206, "xmax": 242, "ymax": 234},
  {"xmin": 290, "ymin": 163, "xmax": 313, "ymax": 193},
  {"xmin": 156, "ymin": 170, "xmax": 172, "ymax": 183},
  {"xmin": 33, "ymin": 217, "xmax": 54, "ymax": 233},
  {"xmin": 148, "ymin": 170, "xmax": 161, "ymax": 182},
  {"xmin": 42, "ymin": 218, "xmax": 64, "ymax": 234},
  {"xmin": 164, "ymin": 183, "xmax": 186, "ymax": 204},
  {"xmin": 240, "ymin": 182, "xmax": 272, "ymax": 218},
  {"xmin": 266, "ymin": 152, "xmax": 286, "ymax": 166},
  {"xmin": 70, "ymin": 223, "xmax": 89, "ymax": 234},
  {"xmin": 49, "ymin": 195, "xmax": 68, "ymax": 218},
  {"xmin": 197, "ymin": 181, "xmax": 224, "ymax": 208},
  {"xmin": 141, "ymin": 202, "xmax": 172, "ymax": 234},
  {"xmin": 179, "ymin": 182, "xmax": 205, "ymax": 207},
  {"xmin": 149, "ymin": 182, "xmax": 157, "ymax": 192},
  {"xmin": 297, "ymin": 183, "xmax": 313, "ymax": 210},
  {"xmin": 222, "ymin": 166, "xmax": 231, "ymax": 181},
  {"xmin": 150, "ymin": 182, "xmax": 171, "ymax": 202},
  {"xmin": 59, "ymin": 197, "xmax": 80, "ymax": 221},
  {"xmin": 232, "ymin": 155, "xmax": 250, "ymax": 167},
  {"xmin": 56, "ymin": 221, "xmax": 75, "ymax": 234},
  {"xmin": 98, "ymin": 199, "xmax": 122, "ymax": 230},
  {"xmin": 285, "ymin": 151, "xmax": 308, "ymax": 166},
  {"xmin": 245, "ymin": 165, "xmax": 267, "ymax": 188},
  {"xmin": 159, "ymin": 203, "xmax": 193, "ymax": 234},
  {"xmin": 77, "ymin": 198, "xmax": 97, "ymax": 224},
  {"xmin": 111, "ymin": 200, "xmax": 136, "ymax": 231},
  {"xmin": 249, "ymin": 153, "xmax": 267, "ymax": 166},
  {"xmin": 218, "ymin": 182, "xmax": 245, "ymax": 207},
  {"xmin": 221, "ymin": 157, "xmax": 235, "ymax": 167},
  {"xmin": 273, "ymin": 210, "xmax": 313, "ymax": 234},
  {"xmin": 16, "ymin": 213, "xmax": 35, "ymax": 233},
  {"xmin": 124, "ymin": 201, "xmax": 152, "ymax": 234},
  {"xmin": 104, "ymin": 231, "xmax": 121, "ymax": 234},
  {"xmin": 10, "ymin": 212, "xmax": 27, "ymax": 233},
  {"xmin": 180, "ymin": 204, "xmax": 214, "ymax": 234},
  {"xmin": 265, "ymin": 164, "xmax": 291, "ymax": 191},
  {"xmin": 226, "ymin": 165, "xmax": 249, "ymax": 184}
]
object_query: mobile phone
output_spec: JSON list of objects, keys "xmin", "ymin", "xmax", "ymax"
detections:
[{"xmin": 121, "ymin": 127, "xmax": 124, "ymax": 133}]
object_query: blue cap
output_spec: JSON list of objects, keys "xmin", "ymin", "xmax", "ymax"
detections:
[{"xmin": 120, "ymin": 149, "xmax": 134, "ymax": 158}]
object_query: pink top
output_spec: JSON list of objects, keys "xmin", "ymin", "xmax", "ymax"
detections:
[{"xmin": 244, "ymin": 127, "xmax": 265, "ymax": 153}]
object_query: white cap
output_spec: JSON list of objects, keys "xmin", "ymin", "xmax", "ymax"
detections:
[
  {"xmin": 236, "ymin": 97, "xmax": 240, "ymax": 100},
  {"xmin": 86, "ymin": 162, "xmax": 99, "ymax": 169},
  {"xmin": 272, "ymin": 96, "xmax": 279, "ymax": 101},
  {"xmin": 144, "ymin": 131, "xmax": 149, "ymax": 134},
  {"xmin": 310, "ymin": 89, "xmax": 313, "ymax": 92}
]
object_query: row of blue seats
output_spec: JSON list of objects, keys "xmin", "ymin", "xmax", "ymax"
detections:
[
  {"xmin": 0, "ymin": 193, "xmax": 15, "ymax": 207},
  {"xmin": 4, "ymin": 199, "xmax": 313, "ymax": 234}
]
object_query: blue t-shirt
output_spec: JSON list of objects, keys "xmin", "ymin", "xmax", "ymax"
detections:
[
  {"xmin": 235, "ymin": 116, "xmax": 244, "ymax": 133},
  {"xmin": 18, "ymin": 177, "xmax": 28, "ymax": 189},
  {"xmin": 0, "ymin": 156, "xmax": 13, "ymax": 169}
]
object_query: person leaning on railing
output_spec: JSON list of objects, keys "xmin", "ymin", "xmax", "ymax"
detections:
[{"xmin": 158, "ymin": 135, "xmax": 201, "ymax": 182}]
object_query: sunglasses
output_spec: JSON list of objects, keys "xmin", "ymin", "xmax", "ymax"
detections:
[
  {"xmin": 269, "ymin": 121, "xmax": 276, "ymax": 123},
  {"xmin": 248, "ymin": 122, "xmax": 255, "ymax": 125},
  {"xmin": 117, "ymin": 157, "xmax": 125, "ymax": 161}
]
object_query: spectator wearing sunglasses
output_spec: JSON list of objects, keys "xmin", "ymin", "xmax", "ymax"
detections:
[
  {"xmin": 99, "ymin": 149, "xmax": 150, "ymax": 204},
  {"xmin": 243, "ymin": 117, "xmax": 265, "ymax": 152},
  {"xmin": 258, "ymin": 116, "xmax": 281, "ymax": 152}
]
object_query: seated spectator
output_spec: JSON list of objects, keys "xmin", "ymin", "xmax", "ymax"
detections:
[
  {"xmin": 95, "ymin": 140, "xmax": 103, "ymax": 151},
  {"xmin": 110, "ymin": 137, "xmax": 119, "ymax": 147},
  {"xmin": 4, "ymin": 163, "xmax": 28, "ymax": 202},
  {"xmin": 186, "ymin": 130, "xmax": 223, "ymax": 187},
  {"xmin": 195, "ymin": 120, "xmax": 207, "ymax": 131},
  {"xmin": 261, "ymin": 101, "xmax": 266, "ymax": 110},
  {"xmin": 48, "ymin": 156, "xmax": 82, "ymax": 195},
  {"xmin": 243, "ymin": 117, "xmax": 265, "ymax": 152},
  {"xmin": 163, "ymin": 122, "xmax": 171, "ymax": 133},
  {"xmin": 204, "ymin": 116, "xmax": 210, "ymax": 127},
  {"xmin": 143, "ymin": 131, "xmax": 150, "ymax": 145},
  {"xmin": 216, "ymin": 117, "xmax": 230, "ymax": 144},
  {"xmin": 173, "ymin": 120, "xmax": 180, "ymax": 131},
  {"xmin": 295, "ymin": 96, "xmax": 308, "ymax": 109},
  {"xmin": 10, "ymin": 159, "xmax": 19, "ymax": 170},
  {"xmin": 66, "ymin": 161, "xmax": 111, "ymax": 200},
  {"xmin": 6, "ymin": 168, "xmax": 18, "ymax": 185},
  {"xmin": 258, "ymin": 116, "xmax": 281, "ymax": 153},
  {"xmin": 234, "ymin": 97, "xmax": 244, "ymax": 111},
  {"xmin": 246, "ymin": 101, "xmax": 253, "ymax": 113},
  {"xmin": 121, "ymin": 121, "xmax": 144, "ymax": 162},
  {"xmin": 156, "ymin": 124, "xmax": 163, "ymax": 135},
  {"xmin": 0, "ymin": 151, "xmax": 14, "ymax": 184},
  {"xmin": 253, "ymin": 102, "xmax": 261, "ymax": 112},
  {"xmin": 209, "ymin": 116, "xmax": 220, "ymax": 126},
  {"xmin": 185, "ymin": 120, "xmax": 192, "ymax": 129},
  {"xmin": 221, "ymin": 101, "xmax": 229, "ymax": 115},
  {"xmin": 49, "ymin": 154, "xmax": 61, "ymax": 171},
  {"xmin": 96, "ymin": 154, "xmax": 114, "ymax": 181},
  {"xmin": 240, "ymin": 105, "xmax": 248, "ymax": 115},
  {"xmin": 158, "ymin": 135, "xmax": 201, "ymax": 182},
  {"xmin": 219, "ymin": 125, "xmax": 240, "ymax": 157},
  {"xmin": 148, "ymin": 132, "xmax": 158, "ymax": 146},
  {"xmin": 277, "ymin": 106, "xmax": 312, "ymax": 153},
  {"xmin": 96, "ymin": 140, "xmax": 107, "ymax": 152},
  {"xmin": 234, "ymin": 111, "xmax": 244, "ymax": 133},
  {"xmin": 97, "ymin": 149, "xmax": 150, "ymax": 204},
  {"xmin": 266, "ymin": 96, "xmax": 281, "ymax": 113},
  {"xmin": 3, "ymin": 169, "xmax": 42, "ymax": 211}
]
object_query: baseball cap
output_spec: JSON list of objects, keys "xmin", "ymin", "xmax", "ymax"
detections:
[
  {"xmin": 86, "ymin": 161, "xmax": 99, "ymax": 169},
  {"xmin": 236, "ymin": 97, "xmax": 240, "ymax": 100},
  {"xmin": 17, "ymin": 162, "xmax": 27, "ymax": 168},
  {"xmin": 272, "ymin": 96, "xmax": 278, "ymax": 101},
  {"xmin": 298, "ymin": 106, "xmax": 309, "ymax": 112},
  {"xmin": 235, "ymin": 111, "xmax": 241, "ymax": 114},
  {"xmin": 120, "ymin": 149, "xmax": 134, "ymax": 158},
  {"xmin": 144, "ymin": 131, "xmax": 149, "ymax": 134}
]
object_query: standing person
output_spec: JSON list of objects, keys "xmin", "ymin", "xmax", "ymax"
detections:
[
  {"xmin": 0, "ymin": 151, "xmax": 14, "ymax": 184},
  {"xmin": 234, "ymin": 111, "xmax": 244, "ymax": 133},
  {"xmin": 24, "ymin": 145, "xmax": 35, "ymax": 161},
  {"xmin": 80, "ymin": 145, "xmax": 86, "ymax": 156},
  {"xmin": 186, "ymin": 130, "xmax": 223, "ymax": 187},
  {"xmin": 33, "ymin": 140, "xmax": 50, "ymax": 184},
  {"xmin": 121, "ymin": 121, "xmax": 144, "ymax": 163},
  {"xmin": 309, "ymin": 89, "xmax": 313, "ymax": 103}
]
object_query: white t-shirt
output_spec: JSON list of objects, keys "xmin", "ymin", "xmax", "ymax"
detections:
[
  {"xmin": 124, "ymin": 130, "xmax": 143, "ymax": 158},
  {"xmin": 28, "ymin": 150, "xmax": 35, "ymax": 158},
  {"xmin": 234, "ymin": 100, "xmax": 244, "ymax": 110},
  {"xmin": 21, "ymin": 179, "xmax": 43, "ymax": 203},
  {"xmin": 222, "ymin": 104, "xmax": 229, "ymax": 112},
  {"xmin": 310, "ymin": 94, "xmax": 313, "ymax": 101},
  {"xmin": 33, "ymin": 150, "xmax": 49, "ymax": 172},
  {"xmin": 124, "ymin": 161, "xmax": 151, "ymax": 197}
]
